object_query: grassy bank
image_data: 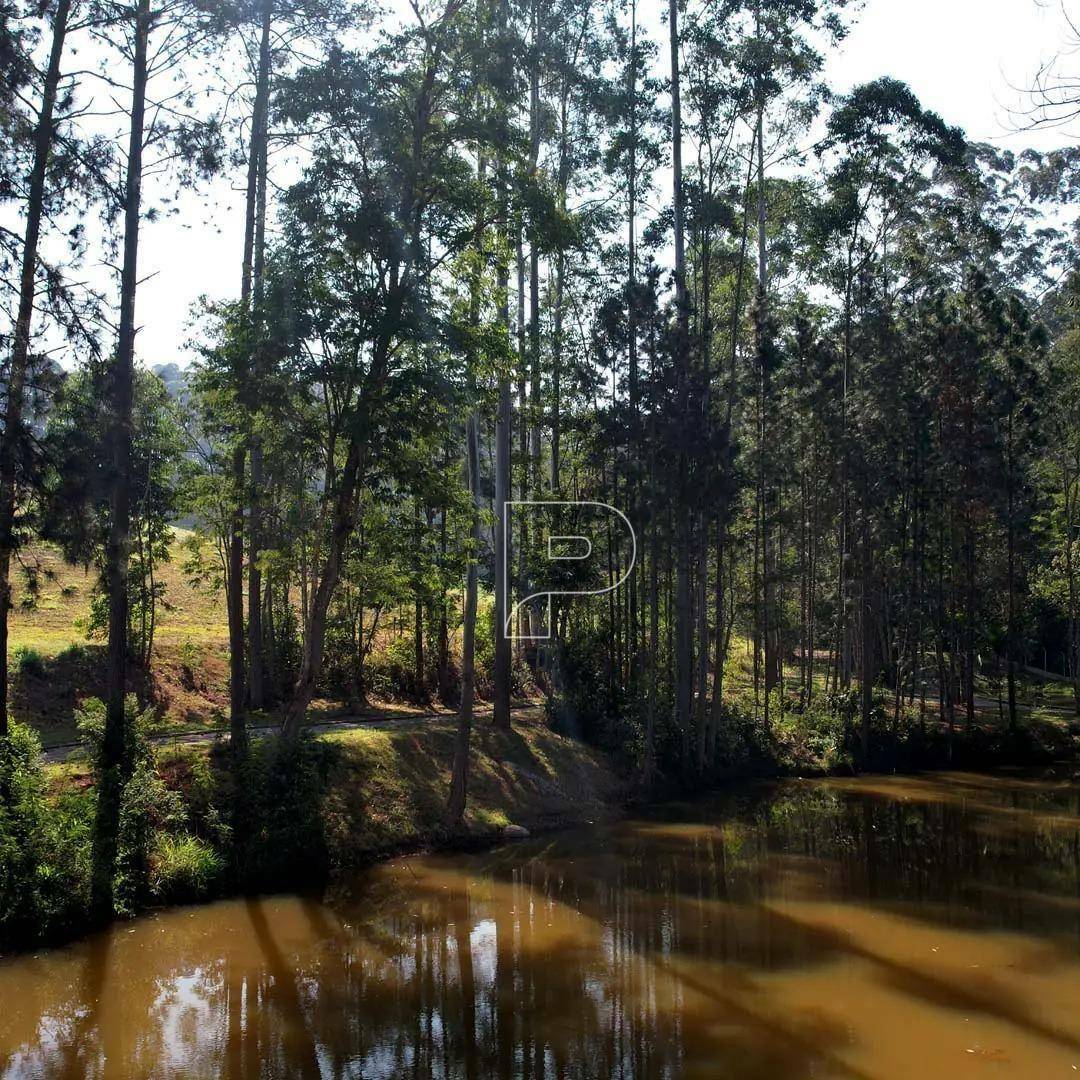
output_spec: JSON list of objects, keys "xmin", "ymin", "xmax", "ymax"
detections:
[
  {"xmin": 257, "ymin": 707, "xmax": 625, "ymax": 863},
  {"xmin": 0, "ymin": 707, "xmax": 626, "ymax": 952}
]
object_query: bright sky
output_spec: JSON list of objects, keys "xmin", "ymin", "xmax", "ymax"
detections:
[{"xmin": 130, "ymin": 0, "xmax": 1074, "ymax": 369}]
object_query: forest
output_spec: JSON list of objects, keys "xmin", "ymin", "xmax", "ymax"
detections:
[{"xmin": 1, "ymin": 0, "xmax": 1080, "ymax": 944}]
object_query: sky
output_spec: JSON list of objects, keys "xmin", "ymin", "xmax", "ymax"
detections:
[{"xmin": 129, "ymin": 0, "xmax": 1074, "ymax": 370}]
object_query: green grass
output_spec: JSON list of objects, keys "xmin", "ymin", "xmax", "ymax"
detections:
[
  {"xmin": 317, "ymin": 709, "xmax": 622, "ymax": 863},
  {"xmin": 44, "ymin": 708, "xmax": 624, "ymax": 869}
]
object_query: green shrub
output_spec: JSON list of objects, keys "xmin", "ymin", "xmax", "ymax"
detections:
[
  {"xmin": 178, "ymin": 639, "xmax": 202, "ymax": 689},
  {"xmin": 0, "ymin": 723, "xmax": 92, "ymax": 945},
  {"xmin": 57, "ymin": 643, "xmax": 90, "ymax": 665},
  {"xmin": 238, "ymin": 735, "xmax": 333, "ymax": 887},
  {"xmin": 12, "ymin": 645, "xmax": 45, "ymax": 679},
  {"xmin": 548, "ymin": 629, "xmax": 635, "ymax": 759},
  {"xmin": 151, "ymin": 834, "xmax": 223, "ymax": 902},
  {"xmin": 77, "ymin": 696, "xmax": 185, "ymax": 916}
]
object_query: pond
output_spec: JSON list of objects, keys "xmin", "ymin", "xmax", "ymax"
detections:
[{"xmin": 2, "ymin": 771, "xmax": 1080, "ymax": 1078}]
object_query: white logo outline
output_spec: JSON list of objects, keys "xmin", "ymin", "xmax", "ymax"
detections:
[{"xmin": 502, "ymin": 500, "xmax": 637, "ymax": 641}]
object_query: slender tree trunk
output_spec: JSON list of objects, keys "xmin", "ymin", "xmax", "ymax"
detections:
[
  {"xmin": 756, "ymin": 100, "xmax": 780, "ymax": 710},
  {"xmin": 242, "ymin": 1, "xmax": 273, "ymax": 720},
  {"xmin": 413, "ymin": 499, "xmax": 425, "ymax": 697},
  {"xmin": 859, "ymin": 496, "xmax": 873, "ymax": 760},
  {"xmin": 1006, "ymin": 409, "xmax": 1017, "ymax": 732},
  {"xmin": 447, "ymin": 410, "xmax": 481, "ymax": 828},
  {"xmin": 281, "ymin": 420, "xmax": 374, "ymax": 738},
  {"xmin": 0, "ymin": 0, "xmax": 72, "ymax": 737},
  {"xmin": 669, "ymin": 0, "xmax": 693, "ymax": 764},
  {"xmin": 492, "ymin": 14, "xmax": 512, "ymax": 728},
  {"xmin": 438, "ymin": 479, "xmax": 452, "ymax": 703},
  {"xmin": 228, "ymin": 443, "xmax": 246, "ymax": 739},
  {"xmin": 527, "ymin": 0, "xmax": 542, "ymax": 494},
  {"xmin": 626, "ymin": 0, "xmax": 640, "ymax": 685},
  {"xmin": 1062, "ymin": 457, "xmax": 1079, "ymax": 715},
  {"xmin": 94, "ymin": 0, "xmax": 150, "ymax": 918},
  {"xmin": 515, "ymin": 222, "xmax": 529, "ymax": 644}
]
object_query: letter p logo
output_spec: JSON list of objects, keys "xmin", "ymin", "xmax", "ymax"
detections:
[{"xmin": 501, "ymin": 501, "xmax": 636, "ymax": 640}]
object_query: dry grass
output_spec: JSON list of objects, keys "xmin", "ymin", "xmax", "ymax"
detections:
[
  {"xmin": 9, "ymin": 528, "xmax": 228, "ymax": 656},
  {"xmin": 8, "ymin": 531, "xmax": 230, "ymax": 745}
]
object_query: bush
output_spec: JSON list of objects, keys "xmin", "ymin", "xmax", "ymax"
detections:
[
  {"xmin": 12, "ymin": 645, "xmax": 45, "ymax": 679},
  {"xmin": 366, "ymin": 635, "xmax": 422, "ymax": 699},
  {"xmin": 77, "ymin": 696, "xmax": 185, "ymax": 916},
  {"xmin": 0, "ymin": 723, "xmax": 92, "ymax": 946},
  {"xmin": 772, "ymin": 695, "xmax": 850, "ymax": 773},
  {"xmin": 178, "ymin": 639, "xmax": 202, "ymax": 690},
  {"xmin": 151, "ymin": 835, "xmax": 224, "ymax": 902},
  {"xmin": 548, "ymin": 630, "xmax": 634, "ymax": 758},
  {"xmin": 237, "ymin": 735, "xmax": 333, "ymax": 887}
]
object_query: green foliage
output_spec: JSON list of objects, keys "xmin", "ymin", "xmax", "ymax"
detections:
[
  {"xmin": 150, "ymin": 835, "xmax": 224, "ymax": 903},
  {"xmin": 772, "ymin": 697, "xmax": 851, "ymax": 773},
  {"xmin": 77, "ymin": 697, "xmax": 186, "ymax": 916},
  {"xmin": 236, "ymin": 736, "xmax": 334, "ymax": 887},
  {"xmin": 0, "ymin": 725, "xmax": 92, "ymax": 947},
  {"xmin": 363, "ymin": 635, "xmax": 420, "ymax": 700},
  {"xmin": 42, "ymin": 369, "xmax": 185, "ymax": 667},
  {"xmin": 11, "ymin": 645, "xmax": 45, "ymax": 679},
  {"xmin": 548, "ymin": 629, "xmax": 635, "ymax": 760}
]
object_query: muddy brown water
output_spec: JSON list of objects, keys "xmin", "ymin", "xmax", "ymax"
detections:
[{"xmin": 3, "ymin": 771, "xmax": 1080, "ymax": 1078}]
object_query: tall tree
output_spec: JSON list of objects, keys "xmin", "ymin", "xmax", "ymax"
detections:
[{"xmin": 0, "ymin": 0, "xmax": 74, "ymax": 738}]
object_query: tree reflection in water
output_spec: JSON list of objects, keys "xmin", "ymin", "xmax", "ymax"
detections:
[{"xmin": 2, "ymin": 771, "xmax": 1080, "ymax": 1078}]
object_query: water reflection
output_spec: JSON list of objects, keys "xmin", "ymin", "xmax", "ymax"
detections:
[{"xmin": 3, "ymin": 771, "xmax": 1080, "ymax": 1077}]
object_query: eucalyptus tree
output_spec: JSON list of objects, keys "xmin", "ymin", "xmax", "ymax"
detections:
[
  {"xmin": 666, "ymin": 0, "xmax": 695, "ymax": 762},
  {"xmin": 601, "ymin": 0, "xmax": 662, "ymax": 720},
  {"xmin": 731, "ymin": 0, "xmax": 848, "ymax": 724},
  {"xmin": 1046, "ymin": 276, "xmax": 1080, "ymax": 714},
  {"xmin": 815, "ymin": 78, "xmax": 965, "ymax": 747},
  {"xmin": 222, "ymin": 0, "xmax": 358, "ymax": 732},
  {"xmin": 275, "ymin": 1, "xmax": 481, "ymax": 738}
]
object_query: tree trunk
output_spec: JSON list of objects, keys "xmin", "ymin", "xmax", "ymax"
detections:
[
  {"xmin": 1006, "ymin": 409, "xmax": 1018, "ymax": 732},
  {"xmin": 755, "ymin": 101, "xmax": 780, "ymax": 711},
  {"xmin": 242, "ymin": 1, "xmax": 273, "ymax": 719},
  {"xmin": 492, "ymin": 34, "xmax": 512, "ymax": 728},
  {"xmin": 1062, "ymin": 457, "xmax": 1079, "ymax": 715},
  {"xmin": 626, "ymin": 0, "xmax": 640, "ymax": 684},
  {"xmin": 669, "ymin": 0, "xmax": 693, "ymax": 764},
  {"xmin": 0, "ymin": 0, "xmax": 72, "ymax": 737},
  {"xmin": 447, "ymin": 410, "xmax": 481, "ymax": 828},
  {"xmin": 228, "ymin": 443, "xmax": 246, "ymax": 751},
  {"xmin": 93, "ymin": 0, "xmax": 150, "ymax": 918},
  {"xmin": 527, "ymin": 0, "xmax": 542, "ymax": 494},
  {"xmin": 281, "ymin": 432, "xmax": 366, "ymax": 738},
  {"xmin": 414, "ymin": 499, "xmax": 425, "ymax": 696}
]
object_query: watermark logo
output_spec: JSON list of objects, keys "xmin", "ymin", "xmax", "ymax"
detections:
[{"xmin": 501, "ymin": 500, "xmax": 636, "ymax": 640}]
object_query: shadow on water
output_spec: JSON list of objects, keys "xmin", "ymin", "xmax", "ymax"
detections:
[{"xmin": 4, "ymin": 770, "xmax": 1080, "ymax": 1076}]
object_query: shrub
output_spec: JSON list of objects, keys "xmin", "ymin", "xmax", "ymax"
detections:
[
  {"xmin": 0, "ymin": 724, "xmax": 92, "ymax": 945},
  {"xmin": 77, "ymin": 696, "xmax": 185, "ymax": 916},
  {"xmin": 548, "ymin": 630, "xmax": 634, "ymax": 758},
  {"xmin": 772, "ymin": 696, "xmax": 849, "ymax": 773},
  {"xmin": 57, "ymin": 643, "xmax": 90, "ymax": 665},
  {"xmin": 178, "ymin": 638, "xmax": 202, "ymax": 689},
  {"xmin": 12, "ymin": 645, "xmax": 45, "ymax": 679},
  {"xmin": 151, "ymin": 835, "xmax": 224, "ymax": 902},
  {"xmin": 238, "ymin": 735, "xmax": 333, "ymax": 887}
]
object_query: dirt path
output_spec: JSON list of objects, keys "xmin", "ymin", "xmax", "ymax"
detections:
[{"xmin": 42, "ymin": 704, "xmax": 537, "ymax": 764}]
